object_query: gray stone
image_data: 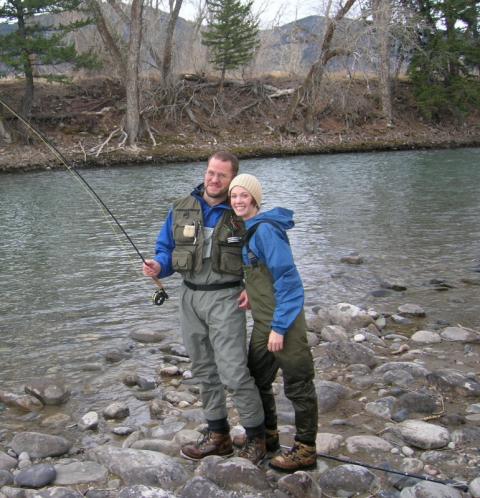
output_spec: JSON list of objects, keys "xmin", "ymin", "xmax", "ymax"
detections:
[
  {"xmin": 399, "ymin": 481, "xmax": 462, "ymax": 497},
  {"xmin": 79, "ymin": 411, "xmax": 99, "ymax": 430},
  {"xmin": 427, "ymin": 369, "xmax": 480, "ymax": 396},
  {"xmin": 374, "ymin": 362, "xmax": 430, "ymax": 379},
  {"xmin": 9, "ymin": 432, "xmax": 72, "ymax": 459},
  {"xmin": 324, "ymin": 341, "xmax": 378, "ymax": 368},
  {"xmin": 180, "ymin": 476, "xmax": 234, "ymax": 498},
  {"xmin": 130, "ymin": 330, "xmax": 165, "ymax": 343},
  {"xmin": 277, "ymin": 471, "xmax": 322, "ymax": 498},
  {"xmin": 103, "ymin": 402, "xmax": 130, "ymax": 420},
  {"xmin": 315, "ymin": 303, "xmax": 375, "ymax": 331},
  {"xmin": 0, "ymin": 390, "xmax": 43, "ymax": 412},
  {"xmin": 321, "ymin": 325, "xmax": 349, "ymax": 342},
  {"xmin": 393, "ymin": 392, "xmax": 438, "ymax": 415},
  {"xmin": 87, "ymin": 445, "xmax": 189, "ymax": 490},
  {"xmin": 315, "ymin": 380, "xmax": 352, "ymax": 414},
  {"xmin": 366, "ymin": 397, "xmax": 396, "ymax": 419},
  {"xmin": 388, "ymin": 420, "xmax": 450, "ymax": 449},
  {"xmin": 440, "ymin": 326, "xmax": 480, "ymax": 343},
  {"xmin": 14, "ymin": 463, "xmax": 56, "ymax": 488},
  {"xmin": 149, "ymin": 421, "xmax": 186, "ymax": 439},
  {"xmin": 319, "ymin": 463, "xmax": 377, "ymax": 494},
  {"xmin": 0, "ymin": 451, "xmax": 17, "ymax": 471},
  {"xmin": 54, "ymin": 461, "xmax": 108, "ymax": 485},
  {"xmin": 346, "ymin": 435, "xmax": 393, "ymax": 453},
  {"xmin": 30, "ymin": 488, "xmax": 84, "ymax": 498},
  {"xmin": 117, "ymin": 485, "xmax": 177, "ymax": 498},
  {"xmin": 24, "ymin": 379, "xmax": 70, "ymax": 406},
  {"xmin": 195, "ymin": 455, "xmax": 270, "ymax": 491},
  {"xmin": 397, "ymin": 304, "xmax": 426, "ymax": 317},
  {"xmin": 469, "ymin": 477, "xmax": 480, "ymax": 498},
  {"xmin": 131, "ymin": 439, "xmax": 180, "ymax": 457},
  {"xmin": 411, "ymin": 330, "xmax": 442, "ymax": 344},
  {"xmin": 316, "ymin": 433, "xmax": 343, "ymax": 453},
  {"xmin": 0, "ymin": 469, "xmax": 13, "ymax": 486}
]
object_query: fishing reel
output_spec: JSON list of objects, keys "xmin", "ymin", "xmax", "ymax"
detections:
[{"xmin": 152, "ymin": 288, "xmax": 169, "ymax": 306}]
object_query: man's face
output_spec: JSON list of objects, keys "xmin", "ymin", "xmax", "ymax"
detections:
[{"xmin": 204, "ymin": 157, "xmax": 235, "ymax": 201}]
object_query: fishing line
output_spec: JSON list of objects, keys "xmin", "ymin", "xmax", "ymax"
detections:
[
  {"xmin": 0, "ymin": 96, "xmax": 168, "ymax": 305},
  {"xmin": 278, "ymin": 446, "xmax": 468, "ymax": 492}
]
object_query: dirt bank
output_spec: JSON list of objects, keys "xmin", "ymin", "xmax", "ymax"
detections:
[{"xmin": 1, "ymin": 77, "xmax": 480, "ymax": 172}]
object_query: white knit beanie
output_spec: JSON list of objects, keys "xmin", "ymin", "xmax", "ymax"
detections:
[{"xmin": 229, "ymin": 174, "xmax": 262, "ymax": 207}]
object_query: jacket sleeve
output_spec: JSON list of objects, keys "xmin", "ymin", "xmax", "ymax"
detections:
[
  {"xmin": 252, "ymin": 224, "xmax": 304, "ymax": 335},
  {"xmin": 154, "ymin": 208, "xmax": 175, "ymax": 278}
]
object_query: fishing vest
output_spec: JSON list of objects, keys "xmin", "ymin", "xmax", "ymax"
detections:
[{"xmin": 171, "ymin": 195, "xmax": 245, "ymax": 276}]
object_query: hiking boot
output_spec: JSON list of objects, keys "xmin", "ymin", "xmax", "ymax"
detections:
[
  {"xmin": 233, "ymin": 428, "xmax": 280, "ymax": 452},
  {"xmin": 180, "ymin": 431, "xmax": 233, "ymax": 460},
  {"xmin": 238, "ymin": 435, "xmax": 266, "ymax": 465},
  {"xmin": 269, "ymin": 441, "xmax": 317, "ymax": 472}
]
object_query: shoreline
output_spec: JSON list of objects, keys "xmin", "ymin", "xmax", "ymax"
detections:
[{"xmin": 1, "ymin": 127, "xmax": 480, "ymax": 173}]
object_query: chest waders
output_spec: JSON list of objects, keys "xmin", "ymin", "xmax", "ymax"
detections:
[{"xmin": 244, "ymin": 256, "xmax": 318, "ymax": 445}]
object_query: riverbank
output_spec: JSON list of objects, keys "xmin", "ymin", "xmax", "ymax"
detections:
[{"xmin": 1, "ymin": 77, "xmax": 480, "ymax": 172}]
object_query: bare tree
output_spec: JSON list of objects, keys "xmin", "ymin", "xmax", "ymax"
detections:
[
  {"xmin": 88, "ymin": 0, "xmax": 145, "ymax": 146},
  {"xmin": 162, "ymin": 0, "xmax": 184, "ymax": 84},
  {"xmin": 281, "ymin": 0, "xmax": 357, "ymax": 133},
  {"xmin": 0, "ymin": 115, "xmax": 12, "ymax": 144}
]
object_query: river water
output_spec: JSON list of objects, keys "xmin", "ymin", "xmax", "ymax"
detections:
[{"xmin": 1, "ymin": 148, "xmax": 479, "ymax": 426}]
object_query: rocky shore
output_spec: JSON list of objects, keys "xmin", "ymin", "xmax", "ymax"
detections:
[{"xmin": 1, "ymin": 300, "xmax": 480, "ymax": 498}]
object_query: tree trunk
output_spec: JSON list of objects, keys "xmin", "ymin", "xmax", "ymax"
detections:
[
  {"xmin": 162, "ymin": 0, "xmax": 183, "ymax": 84},
  {"xmin": 281, "ymin": 0, "xmax": 356, "ymax": 133},
  {"xmin": 0, "ymin": 115, "xmax": 12, "ymax": 144},
  {"xmin": 125, "ymin": 0, "xmax": 144, "ymax": 146},
  {"xmin": 15, "ymin": 6, "xmax": 34, "ymax": 119},
  {"xmin": 373, "ymin": 0, "xmax": 393, "ymax": 125}
]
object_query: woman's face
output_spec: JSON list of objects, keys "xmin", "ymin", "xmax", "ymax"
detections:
[{"xmin": 230, "ymin": 186, "xmax": 258, "ymax": 220}]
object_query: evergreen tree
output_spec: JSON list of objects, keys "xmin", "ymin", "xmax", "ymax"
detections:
[
  {"xmin": 408, "ymin": 0, "xmax": 480, "ymax": 120},
  {"xmin": 0, "ymin": 0, "xmax": 97, "ymax": 119},
  {"xmin": 202, "ymin": 0, "xmax": 259, "ymax": 91}
]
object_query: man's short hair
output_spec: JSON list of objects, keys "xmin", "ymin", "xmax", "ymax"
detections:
[{"xmin": 208, "ymin": 151, "xmax": 239, "ymax": 176}]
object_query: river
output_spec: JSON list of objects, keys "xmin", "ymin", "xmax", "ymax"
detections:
[{"xmin": 1, "ymin": 148, "xmax": 479, "ymax": 426}]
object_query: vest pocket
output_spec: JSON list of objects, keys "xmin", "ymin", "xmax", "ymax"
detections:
[
  {"xmin": 219, "ymin": 245, "xmax": 243, "ymax": 275},
  {"xmin": 172, "ymin": 250, "xmax": 193, "ymax": 271}
]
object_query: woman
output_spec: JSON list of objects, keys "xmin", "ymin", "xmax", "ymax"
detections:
[{"xmin": 229, "ymin": 173, "xmax": 318, "ymax": 472}]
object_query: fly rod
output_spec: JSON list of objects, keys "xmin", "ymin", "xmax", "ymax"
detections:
[{"xmin": 0, "ymin": 96, "xmax": 168, "ymax": 305}]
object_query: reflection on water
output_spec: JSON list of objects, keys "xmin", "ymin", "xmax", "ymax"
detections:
[{"xmin": 1, "ymin": 148, "xmax": 479, "ymax": 423}]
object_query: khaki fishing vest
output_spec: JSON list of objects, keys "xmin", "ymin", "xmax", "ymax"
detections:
[{"xmin": 171, "ymin": 195, "xmax": 245, "ymax": 276}]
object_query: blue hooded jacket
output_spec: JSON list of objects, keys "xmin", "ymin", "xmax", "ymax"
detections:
[
  {"xmin": 243, "ymin": 207, "xmax": 305, "ymax": 335},
  {"xmin": 153, "ymin": 184, "xmax": 232, "ymax": 279}
]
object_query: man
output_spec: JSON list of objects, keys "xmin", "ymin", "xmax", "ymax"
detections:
[{"xmin": 143, "ymin": 151, "xmax": 266, "ymax": 464}]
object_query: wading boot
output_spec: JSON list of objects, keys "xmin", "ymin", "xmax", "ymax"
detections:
[
  {"xmin": 269, "ymin": 441, "xmax": 317, "ymax": 472},
  {"xmin": 180, "ymin": 431, "xmax": 234, "ymax": 460},
  {"xmin": 238, "ymin": 435, "xmax": 266, "ymax": 465},
  {"xmin": 233, "ymin": 428, "xmax": 280, "ymax": 452}
]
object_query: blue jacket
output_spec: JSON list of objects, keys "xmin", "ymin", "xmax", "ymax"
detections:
[
  {"xmin": 244, "ymin": 207, "xmax": 305, "ymax": 335},
  {"xmin": 154, "ymin": 184, "xmax": 232, "ymax": 278}
]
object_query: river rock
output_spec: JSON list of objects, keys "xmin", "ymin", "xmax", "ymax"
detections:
[
  {"xmin": 393, "ymin": 391, "xmax": 438, "ymax": 416},
  {"xmin": 321, "ymin": 325, "xmax": 349, "ymax": 342},
  {"xmin": 469, "ymin": 477, "xmax": 480, "ymax": 498},
  {"xmin": 315, "ymin": 380, "xmax": 352, "ymax": 413},
  {"xmin": 118, "ymin": 485, "xmax": 177, "ymax": 498},
  {"xmin": 277, "ymin": 471, "xmax": 322, "ymax": 498},
  {"xmin": 399, "ymin": 481, "xmax": 462, "ymax": 497},
  {"xmin": 79, "ymin": 411, "xmax": 99, "ymax": 430},
  {"xmin": 374, "ymin": 362, "xmax": 431, "ymax": 379},
  {"xmin": 14, "ymin": 463, "xmax": 56, "ymax": 488},
  {"xmin": 150, "ymin": 421, "xmax": 186, "ymax": 439},
  {"xmin": 9, "ymin": 432, "xmax": 72, "ymax": 458},
  {"xmin": 163, "ymin": 390, "xmax": 197, "ymax": 406},
  {"xmin": 31, "ymin": 488, "xmax": 84, "ymax": 497},
  {"xmin": 130, "ymin": 330, "xmax": 164, "ymax": 343},
  {"xmin": 54, "ymin": 461, "xmax": 108, "ymax": 485},
  {"xmin": 315, "ymin": 303, "xmax": 375, "ymax": 331},
  {"xmin": 427, "ymin": 369, "xmax": 480, "ymax": 396},
  {"xmin": 40, "ymin": 413, "xmax": 71, "ymax": 429},
  {"xmin": 387, "ymin": 420, "xmax": 450, "ymax": 449},
  {"xmin": 87, "ymin": 445, "xmax": 189, "ymax": 490},
  {"xmin": 195, "ymin": 455, "xmax": 270, "ymax": 492},
  {"xmin": 0, "ymin": 390, "xmax": 43, "ymax": 412},
  {"xmin": 136, "ymin": 376, "xmax": 157, "ymax": 391},
  {"xmin": 181, "ymin": 476, "xmax": 235, "ymax": 498},
  {"xmin": 0, "ymin": 469, "xmax": 13, "ymax": 486},
  {"xmin": 411, "ymin": 330, "xmax": 442, "ymax": 344},
  {"xmin": 341, "ymin": 253, "xmax": 364, "ymax": 265},
  {"xmin": 103, "ymin": 402, "xmax": 130, "ymax": 419},
  {"xmin": 440, "ymin": 326, "xmax": 480, "ymax": 343},
  {"xmin": 319, "ymin": 463, "xmax": 377, "ymax": 495},
  {"xmin": 24, "ymin": 379, "xmax": 70, "ymax": 406},
  {"xmin": 397, "ymin": 304, "xmax": 426, "ymax": 317},
  {"xmin": 381, "ymin": 280, "xmax": 407, "ymax": 291},
  {"xmin": 0, "ymin": 451, "xmax": 17, "ymax": 471},
  {"xmin": 316, "ymin": 433, "xmax": 344, "ymax": 453},
  {"xmin": 131, "ymin": 439, "xmax": 180, "ymax": 457},
  {"xmin": 346, "ymin": 435, "xmax": 393, "ymax": 453},
  {"xmin": 366, "ymin": 396, "xmax": 396, "ymax": 419},
  {"xmin": 324, "ymin": 341, "xmax": 378, "ymax": 368}
]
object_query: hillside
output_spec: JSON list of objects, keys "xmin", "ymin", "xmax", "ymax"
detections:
[{"xmin": 1, "ymin": 76, "xmax": 479, "ymax": 172}]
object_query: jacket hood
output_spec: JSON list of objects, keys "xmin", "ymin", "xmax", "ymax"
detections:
[{"xmin": 246, "ymin": 207, "xmax": 295, "ymax": 231}]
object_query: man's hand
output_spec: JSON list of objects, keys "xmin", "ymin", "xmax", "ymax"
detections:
[
  {"xmin": 238, "ymin": 289, "xmax": 251, "ymax": 310},
  {"xmin": 268, "ymin": 330, "xmax": 284, "ymax": 352},
  {"xmin": 143, "ymin": 259, "xmax": 161, "ymax": 277}
]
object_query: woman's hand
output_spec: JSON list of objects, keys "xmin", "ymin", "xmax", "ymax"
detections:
[
  {"xmin": 268, "ymin": 330, "xmax": 284, "ymax": 352},
  {"xmin": 238, "ymin": 289, "xmax": 251, "ymax": 310}
]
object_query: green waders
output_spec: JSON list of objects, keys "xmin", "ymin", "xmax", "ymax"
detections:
[{"xmin": 244, "ymin": 262, "xmax": 318, "ymax": 445}]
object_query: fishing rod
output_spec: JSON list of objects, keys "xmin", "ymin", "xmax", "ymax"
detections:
[
  {"xmin": 302, "ymin": 449, "xmax": 469, "ymax": 492},
  {"xmin": 0, "ymin": 96, "xmax": 168, "ymax": 306}
]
